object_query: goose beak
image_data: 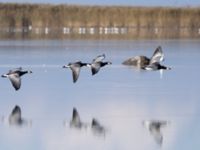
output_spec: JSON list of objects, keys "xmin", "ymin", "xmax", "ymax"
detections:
[
  {"xmin": 1, "ymin": 74, "xmax": 7, "ymax": 78},
  {"xmin": 29, "ymin": 71, "xmax": 33, "ymax": 74},
  {"xmin": 63, "ymin": 65, "xmax": 69, "ymax": 68},
  {"xmin": 167, "ymin": 67, "xmax": 171, "ymax": 70}
]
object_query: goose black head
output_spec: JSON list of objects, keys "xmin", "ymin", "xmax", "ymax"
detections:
[
  {"xmin": 63, "ymin": 64, "xmax": 70, "ymax": 68},
  {"xmin": 1, "ymin": 74, "xmax": 8, "ymax": 78}
]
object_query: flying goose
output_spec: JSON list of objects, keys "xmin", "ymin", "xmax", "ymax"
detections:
[
  {"xmin": 143, "ymin": 120, "xmax": 168, "ymax": 146},
  {"xmin": 63, "ymin": 61, "xmax": 89, "ymax": 83},
  {"xmin": 91, "ymin": 118, "xmax": 106, "ymax": 136},
  {"xmin": 1, "ymin": 67, "xmax": 32, "ymax": 90},
  {"xmin": 142, "ymin": 46, "xmax": 171, "ymax": 71},
  {"xmin": 70, "ymin": 107, "xmax": 87, "ymax": 129},
  {"xmin": 140, "ymin": 47, "xmax": 171, "ymax": 79},
  {"xmin": 88, "ymin": 54, "xmax": 112, "ymax": 75}
]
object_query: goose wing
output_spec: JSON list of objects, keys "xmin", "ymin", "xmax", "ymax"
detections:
[
  {"xmin": 150, "ymin": 46, "xmax": 164, "ymax": 64},
  {"xmin": 92, "ymin": 54, "xmax": 105, "ymax": 63},
  {"xmin": 8, "ymin": 73, "xmax": 21, "ymax": 90},
  {"xmin": 91, "ymin": 63, "xmax": 101, "ymax": 75},
  {"xmin": 15, "ymin": 67, "xmax": 22, "ymax": 71},
  {"xmin": 8, "ymin": 67, "xmax": 22, "ymax": 74},
  {"xmin": 70, "ymin": 64, "xmax": 81, "ymax": 83}
]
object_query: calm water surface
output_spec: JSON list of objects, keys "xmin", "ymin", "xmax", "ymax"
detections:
[{"xmin": 0, "ymin": 40, "xmax": 199, "ymax": 150}]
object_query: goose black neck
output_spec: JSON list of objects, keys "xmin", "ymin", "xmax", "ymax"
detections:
[
  {"xmin": 159, "ymin": 65, "xmax": 168, "ymax": 70},
  {"xmin": 19, "ymin": 71, "xmax": 28, "ymax": 76},
  {"xmin": 101, "ymin": 62, "xmax": 109, "ymax": 67},
  {"xmin": 80, "ymin": 63, "xmax": 88, "ymax": 67}
]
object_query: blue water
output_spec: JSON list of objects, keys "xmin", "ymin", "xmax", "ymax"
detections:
[{"xmin": 0, "ymin": 39, "xmax": 199, "ymax": 150}]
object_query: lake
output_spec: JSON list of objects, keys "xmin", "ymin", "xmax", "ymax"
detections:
[{"xmin": 0, "ymin": 39, "xmax": 199, "ymax": 150}]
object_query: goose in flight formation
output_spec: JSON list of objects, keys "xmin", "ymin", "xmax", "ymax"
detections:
[
  {"xmin": 143, "ymin": 120, "xmax": 168, "ymax": 146},
  {"xmin": 88, "ymin": 54, "xmax": 112, "ymax": 75},
  {"xmin": 63, "ymin": 61, "xmax": 89, "ymax": 83},
  {"xmin": 1, "ymin": 67, "xmax": 32, "ymax": 91},
  {"xmin": 70, "ymin": 107, "xmax": 87, "ymax": 129},
  {"xmin": 91, "ymin": 118, "xmax": 106, "ymax": 136},
  {"xmin": 142, "ymin": 46, "xmax": 171, "ymax": 71}
]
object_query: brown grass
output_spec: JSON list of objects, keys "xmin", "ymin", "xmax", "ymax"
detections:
[{"xmin": 0, "ymin": 3, "xmax": 199, "ymax": 39}]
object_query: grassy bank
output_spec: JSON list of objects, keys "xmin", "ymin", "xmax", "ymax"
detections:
[{"xmin": 0, "ymin": 3, "xmax": 200, "ymax": 39}]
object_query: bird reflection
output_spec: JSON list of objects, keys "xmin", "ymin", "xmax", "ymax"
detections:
[
  {"xmin": 69, "ymin": 107, "xmax": 88, "ymax": 129},
  {"xmin": 9, "ymin": 105, "xmax": 24, "ymax": 125},
  {"xmin": 142, "ymin": 120, "xmax": 169, "ymax": 146},
  {"xmin": 1, "ymin": 105, "xmax": 32, "ymax": 127},
  {"xmin": 91, "ymin": 118, "xmax": 106, "ymax": 137}
]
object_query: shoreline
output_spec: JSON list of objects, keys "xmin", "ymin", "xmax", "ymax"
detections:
[{"xmin": 0, "ymin": 3, "xmax": 199, "ymax": 39}]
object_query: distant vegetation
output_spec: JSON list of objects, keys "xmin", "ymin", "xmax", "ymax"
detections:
[{"xmin": 0, "ymin": 3, "xmax": 200, "ymax": 39}]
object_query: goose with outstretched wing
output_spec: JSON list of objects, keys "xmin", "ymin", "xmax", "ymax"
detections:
[
  {"xmin": 2, "ymin": 67, "xmax": 32, "ymax": 91},
  {"xmin": 88, "ymin": 54, "xmax": 112, "ymax": 75},
  {"xmin": 142, "ymin": 46, "xmax": 171, "ymax": 71},
  {"xmin": 63, "ymin": 61, "xmax": 89, "ymax": 83}
]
